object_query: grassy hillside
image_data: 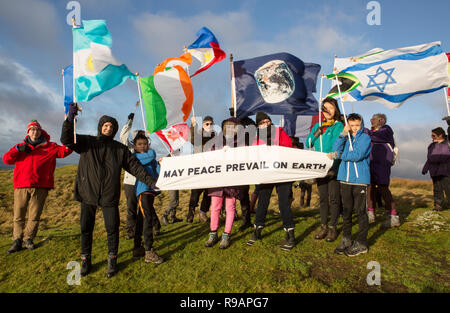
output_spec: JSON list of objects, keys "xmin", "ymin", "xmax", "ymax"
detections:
[{"xmin": 0, "ymin": 165, "xmax": 448, "ymax": 293}]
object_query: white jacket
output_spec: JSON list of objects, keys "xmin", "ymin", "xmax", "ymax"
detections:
[{"xmin": 120, "ymin": 118, "xmax": 137, "ymax": 185}]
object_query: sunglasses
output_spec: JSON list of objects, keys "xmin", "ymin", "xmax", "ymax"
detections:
[{"xmin": 204, "ymin": 122, "xmax": 213, "ymax": 126}]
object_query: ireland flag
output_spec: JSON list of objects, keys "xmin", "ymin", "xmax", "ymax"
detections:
[
  {"xmin": 139, "ymin": 56, "xmax": 193, "ymax": 134},
  {"xmin": 73, "ymin": 20, "xmax": 136, "ymax": 102}
]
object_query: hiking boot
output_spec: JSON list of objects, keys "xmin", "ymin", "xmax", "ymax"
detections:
[
  {"xmin": 80, "ymin": 254, "xmax": 92, "ymax": 277},
  {"xmin": 186, "ymin": 208, "xmax": 195, "ymax": 223},
  {"xmin": 199, "ymin": 211, "xmax": 209, "ymax": 223},
  {"xmin": 170, "ymin": 216, "xmax": 183, "ymax": 224},
  {"xmin": 281, "ymin": 228, "xmax": 295, "ymax": 251},
  {"xmin": 314, "ymin": 224, "xmax": 328, "ymax": 240},
  {"xmin": 368, "ymin": 211, "xmax": 376, "ymax": 224},
  {"xmin": 344, "ymin": 241, "xmax": 368, "ymax": 257},
  {"xmin": 24, "ymin": 239, "xmax": 36, "ymax": 250},
  {"xmin": 334, "ymin": 237, "xmax": 352, "ymax": 255},
  {"xmin": 381, "ymin": 215, "xmax": 400, "ymax": 228},
  {"xmin": 106, "ymin": 254, "xmax": 118, "ymax": 278},
  {"xmin": 161, "ymin": 214, "xmax": 169, "ymax": 226},
  {"xmin": 145, "ymin": 248, "xmax": 164, "ymax": 264},
  {"xmin": 219, "ymin": 232, "xmax": 231, "ymax": 249},
  {"xmin": 247, "ymin": 225, "xmax": 263, "ymax": 246},
  {"xmin": 132, "ymin": 246, "xmax": 145, "ymax": 258},
  {"xmin": 205, "ymin": 231, "xmax": 219, "ymax": 247},
  {"xmin": 325, "ymin": 226, "xmax": 338, "ymax": 242},
  {"xmin": 7, "ymin": 239, "xmax": 22, "ymax": 254}
]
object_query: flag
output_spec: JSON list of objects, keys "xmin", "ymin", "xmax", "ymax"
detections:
[
  {"xmin": 447, "ymin": 52, "xmax": 450, "ymax": 100},
  {"xmin": 156, "ymin": 123, "xmax": 190, "ymax": 152},
  {"xmin": 73, "ymin": 20, "xmax": 136, "ymax": 102},
  {"xmin": 187, "ymin": 27, "xmax": 226, "ymax": 77},
  {"xmin": 62, "ymin": 64, "xmax": 73, "ymax": 115},
  {"xmin": 234, "ymin": 53, "xmax": 320, "ymax": 118},
  {"xmin": 140, "ymin": 64, "xmax": 193, "ymax": 134},
  {"xmin": 283, "ymin": 114, "xmax": 320, "ymax": 139},
  {"xmin": 153, "ymin": 53, "xmax": 192, "ymax": 74},
  {"xmin": 326, "ymin": 42, "xmax": 449, "ymax": 108}
]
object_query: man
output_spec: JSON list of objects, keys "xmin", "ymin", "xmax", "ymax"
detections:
[
  {"xmin": 186, "ymin": 115, "xmax": 215, "ymax": 223},
  {"xmin": 3, "ymin": 120, "xmax": 72, "ymax": 254},
  {"xmin": 61, "ymin": 103, "xmax": 157, "ymax": 278},
  {"xmin": 367, "ymin": 113, "xmax": 399, "ymax": 227}
]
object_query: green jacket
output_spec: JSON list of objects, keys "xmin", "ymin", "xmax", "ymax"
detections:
[{"xmin": 306, "ymin": 121, "xmax": 344, "ymax": 175}]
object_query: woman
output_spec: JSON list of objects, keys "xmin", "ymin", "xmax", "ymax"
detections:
[
  {"xmin": 306, "ymin": 97, "xmax": 344, "ymax": 242},
  {"xmin": 422, "ymin": 127, "xmax": 450, "ymax": 211}
]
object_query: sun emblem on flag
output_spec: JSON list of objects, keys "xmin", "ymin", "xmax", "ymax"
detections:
[
  {"xmin": 85, "ymin": 54, "xmax": 94, "ymax": 73},
  {"xmin": 202, "ymin": 50, "xmax": 213, "ymax": 64},
  {"xmin": 366, "ymin": 66, "xmax": 396, "ymax": 92}
]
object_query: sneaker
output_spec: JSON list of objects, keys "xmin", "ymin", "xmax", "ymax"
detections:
[
  {"xmin": 381, "ymin": 215, "xmax": 400, "ymax": 228},
  {"xmin": 247, "ymin": 225, "xmax": 263, "ymax": 246},
  {"xmin": 7, "ymin": 239, "xmax": 22, "ymax": 254},
  {"xmin": 368, "ymin": 211, "xmax": 376, "ymax": 224},
  {"xmin": 334, "ymin": 237, "xmax": 352, "ymax": 255},
  {"xmin": 80, "ymin": 254, "xmax": 92, "ymax": 277},
  {"xmin": 344, "ymin": 241, "xmax": 368, "ymax": 257},
  {"xmin": 24, "ymin": 239, "xmax": 36, "ymax": 250},
  {"xmin": 199, "ymin": 211, "xmax": 209, "ymax": 223},
  {"xmin": 219, "ymin": 232, "xmax": 231, "ymax": 249},
  {"xmin": 314, "ymin": 224, "xmax": 328, "ymax": 240},
  {"xmin": 205, "ymin": 231, "xmax": 219, "ymax": 247},
  {"xmin": 145, "ymin": 248, "xmax": 164, "ymax": 264},
  {"xmin": 132, "ymin": 246, "xmax": 145, "ymax": 258},
  {"xmin": 106, "ymin": 254, "xmax": 118, "ymax": 278},
  {"xmin": 281, "ymin": 228, "xmax": 295, "ymax": 251}
]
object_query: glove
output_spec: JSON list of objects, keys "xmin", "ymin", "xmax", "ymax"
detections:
[
  {"xmin": 313, "ymin": 126, "xmax": 324, "ymax": 138},
  {"xmin": 128, "ymin": 113, "xmax": 135, "ymax": 121},
  {"xmin": 67, "ymin": 102, "xmax": 78, "ymax": 122},
  {"xmin": 17, "ymin": 144, "xmax": 31, "ymax": 153}
]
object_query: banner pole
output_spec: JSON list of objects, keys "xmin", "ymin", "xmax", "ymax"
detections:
[
  {"xmin": 230, "ymin": 53, "xmax": 237, "ymax": 118},
  {"xmin": 72, "ymin": 17, "xmax": 78, "ymax": 144},
  {"xmin": 318, "ymin": 73, "xmax": 324, "ymax": 152}
]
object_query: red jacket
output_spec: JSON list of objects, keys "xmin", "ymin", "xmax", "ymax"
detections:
[
  {"xmin": 2, "ymin": 131, "xmax": 72, "ymax": 189},
  {"xmin": 252, "ymin": 126, "xmax": 293, "ymax": 147}
]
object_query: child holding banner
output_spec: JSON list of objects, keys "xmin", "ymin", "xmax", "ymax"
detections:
[
  {"xmin": 205, "ymin": 117, "xmax": 247, "ymax": 249},
  {"xmin": 133, "ymin": 132, "xmax": 164, "ymax": 264}
]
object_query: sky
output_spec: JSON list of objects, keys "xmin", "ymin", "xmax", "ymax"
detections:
[{"xmin": 0, "ymin": 0, "xmax": 449, "ymax": 179}]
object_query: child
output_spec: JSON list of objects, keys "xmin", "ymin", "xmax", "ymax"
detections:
[
  {"xmin": 329, "ymin": 113, "xmax": 371, "ymax": 257},
  {"xmin": 422, "ymin": 127, "xmax": 450, "ymax": 211},
  {"xmin": 133, "ymin": 132, "xmax": 164, "ymax": 264}
]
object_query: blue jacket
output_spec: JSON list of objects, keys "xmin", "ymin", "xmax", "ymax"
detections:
[
  {"xmin": 332, "ymin": 119, "xmax": 371, "ymax": 185},
  {"xmin": 134, "ymin": 150, "xmax": 160, "ymax": 196}
]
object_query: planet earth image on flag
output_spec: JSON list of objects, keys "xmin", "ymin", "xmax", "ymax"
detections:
[{"xmin": 254, "ymin": 60, "xmax": 295, "ymax": 103}]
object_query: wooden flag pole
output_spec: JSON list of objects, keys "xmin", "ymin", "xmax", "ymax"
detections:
[
  {"xmin": 318, "ymin": 73, "xmax": 325, "ymax": 152},
  {"xmin": 72, "ymin": 17, "xmax": 78, "ymax": 144},
  {"xmin": 230, "ymin": 53, "xmax": 237, "ymax": 118}
]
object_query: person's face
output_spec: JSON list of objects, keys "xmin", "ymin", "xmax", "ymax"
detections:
[
  {"xmin": 223, "ymin": 122, "xmax": 238, "ymax": 137},
  {"xmin": 348, "ymin": 119, "xmax": 362, "ymax": 134},
  {"xmin": 203, "ymin": 120, "xmax": 213, "ymax": 132},
  {"xmin": 431, "ymin": 132, "xmax": 445, "ymax": 143},
  {"xmin": 28, "ymin": 127, "xmax": 41, "ymax": 141},
  {"xmin": 101, "ymin": 122, "xmax": 114, "ymax": 136},
  {"xmin": 258, "ymin": 119, "xmax": 272, "ymax": 129},
  {"xmin": 370, "ymin": 116, "xmax": 382, "ymax": 129},
  {"xmin": 134, "ymin": 138, "xmax": 149, "ymax": 153},
  {"xmin": 322, "ymin": 102, "xmax": 336, "ymax": 121}
]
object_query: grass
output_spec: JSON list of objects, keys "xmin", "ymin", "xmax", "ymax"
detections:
[{"xmin": 0, "ymin": 166, "xmax": 449, "ymax": 293}]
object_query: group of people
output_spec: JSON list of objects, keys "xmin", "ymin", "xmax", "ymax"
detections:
[{"xmin": 3, "ymin": 99, "xmax": 449, "ymax": 278}]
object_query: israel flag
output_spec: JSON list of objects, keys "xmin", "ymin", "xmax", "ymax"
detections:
[
  {"xmin": 73, "ymin": 20, "xmax": 136, "ymax": 102},
  {"xmin": 327, "ymin": 42, "xmax": 449, "ymax": 108}
]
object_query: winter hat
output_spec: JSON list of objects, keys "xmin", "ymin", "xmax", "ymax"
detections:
[
  {"xmin": 203, "ymin": 116, "xmax": 214, "ymax": 123},
  {"xmin": 221, "ymin": 117, "xmax": 241, "ymax": 129},
  {"xmin": 97, "ymin": 115, "xmax": 119, "ymax": 137},
  {"xmin": 256, "ymin": 112, "xmax": 271, "ymax": 126},
  {"xmin": 27, "ymin": 120, "xmax": 41, "ymax": 133}
]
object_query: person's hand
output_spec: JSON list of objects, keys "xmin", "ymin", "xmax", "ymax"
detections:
[
  {"xmin": 17, "ymin": 144, "xmax": 31, "ymax": 153},
  {"xmin": 128, "ymin": 113, "xmax": 135, "ymax": 121},
  {"xmin": 313, "ymin": 126, "xmax": 324, "ymax": 138},
  {"xmin": 191, "ymin": 116, "xmax": 197, "ymax": 127},
  {"xmin": 343, "ymin": 123, "xmax": 350, "ymax": 134},
  {"xmin": 422, "ymin": 170, "xmax": 426, "ymax": 175},
  {"xmin": 158, "ymin": 157, "xmax": 164, "ymax": 164},
  {"xmin": 67, "ymin": 102, "xmax": 79, "ymax": 122},
  {"xmin": 327, "ymin": 152, "xmax": 337, "ymax": 160}
]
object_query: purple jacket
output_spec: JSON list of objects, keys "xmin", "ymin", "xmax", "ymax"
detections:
[
  {"xmin": 422, "ymin": 140, "xmax": 450, "ymax": 178},
  {"xmin": 368, "ymin": 125, "xmax": 395, "ymax": 185}
]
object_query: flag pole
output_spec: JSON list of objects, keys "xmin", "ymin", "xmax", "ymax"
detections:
[
  {"xmin": 230, "ymin": 53, "xmax": 237, "ymax": 118},
  {"xmin": 72, "ymin": 17, "xmax": 78, "ymax": 144},
  {"xmin": 62, "ymin": 68, "xmax": 66, "ymax": 119},
  {"xmin": 445, "ymin": 87, "xmax": 450, "ymax": 116},
  {"xmin": 183, "ymin": 46, "xmax": 196, "ymax": 118},
  {"xmin": 318, "ymin": 73, "xmax": 325, "ymax": 152}
]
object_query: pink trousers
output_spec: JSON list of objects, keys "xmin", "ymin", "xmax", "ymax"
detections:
[{"xmin": 210, "ymin": 196, "xmax": 236, "ymax": 234}]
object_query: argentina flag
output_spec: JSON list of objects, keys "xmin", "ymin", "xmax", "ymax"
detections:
[
  {"xmin": 326, "ymin": 42, "xmax": 449, "ymax": 108},
  {"xmin": 234, "ymin": 53, "xmax": 319, "ymax": 118}
]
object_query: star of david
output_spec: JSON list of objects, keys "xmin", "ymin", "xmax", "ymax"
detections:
[{"xmin": 366, "ymin": 66, "xmax": 396, "ymax": 92}]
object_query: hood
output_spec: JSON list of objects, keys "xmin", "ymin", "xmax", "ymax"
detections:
[
  {"xmin": 97, "ymin": 115, "xmax": 119, "ymax": 138},
  {"xmin": 349, "ymin": 114, "xmax": 365, "ymax": 137},
  {"xmin": 131, "ymin": 129, "xmax": 151, "ymax": 146}
]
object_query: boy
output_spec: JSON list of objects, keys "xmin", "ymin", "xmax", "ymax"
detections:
[
  {"xmin": 133, "ymin": 132, "xmax": 164, "ymax": 264},
  {"xmin": 328, "ymin": 113, "xmax": 371, "ymax": 257}
]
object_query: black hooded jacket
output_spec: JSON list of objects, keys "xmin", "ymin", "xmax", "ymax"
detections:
[{"xmin": 61, "ymin": 115, "xmax": 155, "ymax": 207}]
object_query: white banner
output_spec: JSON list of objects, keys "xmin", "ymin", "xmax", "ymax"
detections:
[{"xmin": 156, "ymin": 145, "xmax": 333, "ymax": 190}]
